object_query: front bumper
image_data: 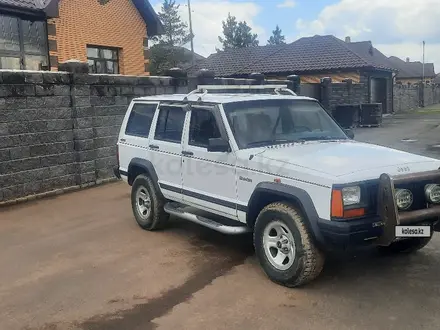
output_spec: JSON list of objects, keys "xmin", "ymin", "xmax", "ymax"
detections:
[
  {"xmin": 317, "ymin": 169, "xmax": 440, "ymax": 250},
  {"xmin": 376, "ymin": 170, "xmax": 440, "ymax": 246}
]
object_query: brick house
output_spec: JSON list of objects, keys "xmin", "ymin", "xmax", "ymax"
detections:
[
  {"xmin": 388, "ymin": 56, "xmax": 436, "ymax": 85},
  {"xmin": 0, "ymin": 0, "xmax": 163, "ymax": 75},
  {"xmin": 189, "ymin": 35, "xmax": 397, "ymax": 113}
]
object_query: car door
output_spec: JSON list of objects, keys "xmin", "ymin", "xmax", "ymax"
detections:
[
  {"xmin": 148, "ymin": 103, "xmax": 187, "ymax": 202},
  {"xmin": 181, "ymin": 105, "xmax": 238, "ymax": 219}
]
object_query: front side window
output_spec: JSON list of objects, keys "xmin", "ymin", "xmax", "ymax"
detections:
[
  {"xmin": 0, "ymin": 14, "xmax": 48, "ymax": 70},
  {"xmin": 87, "ymin": 46, "xmax": 119, "ymax": 74},
  {"xmin": 154, "ymin": 106, "xmax": 186, "ymax": 143},
  {"xmin": 223, "ymin": 99, "xmax": 348, "ymax": 149},
  {"xmin": 125, "ymin": 103, "xmax": 158, "ymax": 137},
  {"xmin": 188, "ymin": 108, "xmax": 221, "ymax": 147}
]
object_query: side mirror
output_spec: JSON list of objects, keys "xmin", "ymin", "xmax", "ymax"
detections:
[
  {"xmin": 207, "ymin": 138, "xmax": 230, "ymax": 152},
  {"xmin": 344, "ymin": 129, "xmax": 355, "ymax": 139}
]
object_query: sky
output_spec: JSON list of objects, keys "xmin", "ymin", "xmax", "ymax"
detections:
[{"xmin": 151, "ymin": 0, "xmax": 440, "ymax": 72}]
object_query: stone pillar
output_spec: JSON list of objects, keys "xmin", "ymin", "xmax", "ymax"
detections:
[
  {"xmin": 249, "ymin": 72, "xmax": 265, "ymax": 85},
  {"xmin": 320, "ymin": 77, "xmax": 332, "ymax": 113},
  {"xmin": 342, "ymin": 78, "xmax": 353, "ymax": 103},
  {"xmin": 61, "ymin": 61, "xmax": 96, "ymax": 186},
  {"xmin": 166, "ymin": 67, "xmax": 188, "ymax": 94},
  {"xmin": 58, "ymin": 59, "xmax": 89, "ymax": 74},
  {"xmin": 196, "ymin": 69, "xmax": 215, "ymax": 87},
  {"xmin": 418, "ymin": 81, "xmax": 425, "ymax": 107},
  {"xmin": 287, "ymin": 75, "xmax": 301, "ymax": 94}
]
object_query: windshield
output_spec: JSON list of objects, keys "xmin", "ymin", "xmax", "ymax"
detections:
[{"xmin": 223, "ymin": 99, "xmax": 348, "ymax": 149}]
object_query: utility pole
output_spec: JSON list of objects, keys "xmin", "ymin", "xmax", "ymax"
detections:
[
  {"xmin": 422, "ymin": 40, "xmax": 425, "ymax": 83},
  {"xmin": 187, "ymin": 0, "xmax": 195, "ymax": 65}
]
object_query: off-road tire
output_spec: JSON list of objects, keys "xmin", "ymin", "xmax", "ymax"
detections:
[
  {"xmin": 131, "ymin": 174, "xmax": 169, "ymax": 231},
  {"xmin": 377, "ymin": 236, "xmax": 432, "ymax": 254},
  {"xmin": 253, "ymin": 202, "xmax": 325, "ymax": 288}
]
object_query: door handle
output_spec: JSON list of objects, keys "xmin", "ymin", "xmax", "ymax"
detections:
[
  {"xmin": 149, "ymin": 144, "xmax": 159, "ymax": 150},
  {"xmin": 182, "ymin": 150, "xmax": 193, "ymax": 156}
]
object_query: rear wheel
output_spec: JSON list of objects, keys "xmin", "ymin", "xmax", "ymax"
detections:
[
  {"xmin": 131, "ymin": 174, "xmax": 169, "ymax": 230},
  {"xmin": 253, "ymin": 202, "xmax": 325, "ymax": 288},
  {"xmin": 377, "ymin": 236, "xmax": 432, "ymax": 254}
]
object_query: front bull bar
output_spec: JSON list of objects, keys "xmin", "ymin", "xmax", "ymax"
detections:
[{"xmin": 376, "ymin": 169, "xmax": 440, "ymax": 246}]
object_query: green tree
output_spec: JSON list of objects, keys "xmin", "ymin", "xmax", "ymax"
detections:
[
  {"xmin": 149, "ymin": 0, "xmax": 192, "ymax": 75},
  {"xmin": 218, "ymin": 13, "xmax": 259, "ymax": 50},
  {"xmin": 267, "ymin": 25, "xmax": 286, "ymax": 45}
]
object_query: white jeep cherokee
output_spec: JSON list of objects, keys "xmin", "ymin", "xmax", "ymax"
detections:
[{"xmin": 115, "ymin": 84, "xmax": 440, "ymax": 287}]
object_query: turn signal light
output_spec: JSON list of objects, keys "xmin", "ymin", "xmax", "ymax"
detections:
[
  {"xmin": 331, "ymin": 189, "xmax": 365, "ymax": 218},
  {"xmin": 343, "ymin": 208, "xmax": 365, "ymax": 218},
  {"xmin": 331, "ymin": 190, "xmax": 344, "ymax": 217}
]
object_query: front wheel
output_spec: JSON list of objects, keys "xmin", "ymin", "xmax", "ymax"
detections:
[
  {"xmin": 377, "ymin": 236, "xmax": 432, "ymax": 254},
  {"xmin": 253, "ymin": 202, "xmax": 325, "ymax": 288},
  {"xmin": 131, "ymin": 174, "xmax": 169, "ymax": 230}
]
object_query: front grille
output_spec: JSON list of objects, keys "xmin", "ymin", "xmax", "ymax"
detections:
[{"xmin": 365, "ymin": 181, "xmax": 379, "ymax": 215}]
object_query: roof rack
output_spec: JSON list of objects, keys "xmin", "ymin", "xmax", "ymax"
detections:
[
  {"xmin": 182, "ymin": 84, "xmax": 297, "ymax": 102},
  {"xmin": 197, "ymin": 84, "xmax": 289, "ymax": 90}
]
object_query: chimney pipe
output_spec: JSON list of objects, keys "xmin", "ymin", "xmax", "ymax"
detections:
[
  {"xmin": 406, "ymin": 57, "xmax": 410, "ymax": 62},
  {"xmin": 345, "ymin": 36, "xmax": 351, "ymax": 43}
]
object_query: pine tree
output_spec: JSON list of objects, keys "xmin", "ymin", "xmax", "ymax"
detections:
[
  {"xmin": 149, "ymin": 0, "xmax": 192, "ymax": 75},
  {"xmin": 267, "ymin": 25, "xmax": 286, "ymax": 45},
  {"xmin": 218, "ymin": 13, "xmax": 259, "ymax": 50}
]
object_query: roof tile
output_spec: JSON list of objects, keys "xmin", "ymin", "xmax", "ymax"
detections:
[
  {"xmin": 388, "ymin": 56, "xmax": 436, "ymax": 79},
  {"xmin": 0, "ymin": 0, "xmax": 46, "ymax": 10},
  {"xmin": 190, "ymin": 35, "xmax": 396, "ymax": 77}
]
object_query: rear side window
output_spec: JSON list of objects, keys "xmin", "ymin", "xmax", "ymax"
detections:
[
  {"xmin": 154, "ymin": 106, "xmax": 186, "ymax": 143},
  {"xmin": 125, "ymin": 103, "xmax": 157, "ymax": 137}
]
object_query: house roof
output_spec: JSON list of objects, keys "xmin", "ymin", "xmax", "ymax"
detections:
[
  {"xmin": 189, "ymin": 35, "xmax": 395, "ymax": 77},
  {"xmin": 0, "ymin": 0, "xmax": 59, "ymax": 16},
  {"xmin": 186, "ymin": 44, "xmax": 286, "ymax": 76},
  {"xmin": 131, "ymin": 0, "xmax": 164, "ymax": 36},
  {"xmin": 345, "ymin": 41, "xmax": 395, "ymax": 71},
  {"xmin": 0, "ymin": 0, "xmax": 164, "ymax": 35},
  {"xmin": 388, "ymin": 56, "xmax": 436, "ymax": 79}
]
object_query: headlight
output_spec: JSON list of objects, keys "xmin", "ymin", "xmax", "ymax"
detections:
[
  {"xmin": 395, "ymin": 189, "xmax": 413, "ymax": 210},
  {"xmin": 342, "ymin": 186, "xmax": 361, "ymax": 206},
  {"xmin": 425, "ymin": 184, "xmax": 440, "ymax": 204}
]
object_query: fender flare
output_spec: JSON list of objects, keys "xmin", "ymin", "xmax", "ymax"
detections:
[
  {"xmin": 246, "ymin": 182, "xmax": 324, "ymax": 245},
  {"xmin": 127, "ymin": 158, "xmax": 163, "ymax": 197}
]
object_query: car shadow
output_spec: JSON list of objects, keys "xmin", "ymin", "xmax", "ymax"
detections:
[{"xmin": 165, "ymin": 217, "xmax": 440, "ymax": 293}]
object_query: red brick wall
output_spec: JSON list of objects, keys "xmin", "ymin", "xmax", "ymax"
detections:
[{"xmin": 48, "ymin": 0, "xmax": 149, "ymax": 75}]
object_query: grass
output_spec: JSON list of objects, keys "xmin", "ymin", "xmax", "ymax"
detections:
[
  {"xmin": 399, "ymin": 105, "xmax": 440, "ymax": 115},
  {"xmin": 415, "ymin": 105, "xmax": 440, "ymax": 113}
]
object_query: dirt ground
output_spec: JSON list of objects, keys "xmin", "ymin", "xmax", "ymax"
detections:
[{"xmin": 1, "ymin": 111, "xmax": 440, "ymax": 330}]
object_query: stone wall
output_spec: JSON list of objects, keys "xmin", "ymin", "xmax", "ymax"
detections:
[
  {"xmin": 329, "ymin": 82, "xmax": 368, "ymax": 111},
  {"xmin": 0, "ymin": 70, "xmax": 181, "ymax": 203},
  {"xmin": 393, "ymin": 84, "xmax": 440, "ymax": 113},
  {"xmin": 424, "ymin": 85, "xmax": 440, "ymax": 107},
  {"xmin": 393, "ymin": 85, "xmax": 419, "ymax": 113}
]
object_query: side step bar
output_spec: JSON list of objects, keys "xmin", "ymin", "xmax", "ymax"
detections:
[{"xmin": 164, "ymin": 202, "xmax": 251, "ymax": 235}]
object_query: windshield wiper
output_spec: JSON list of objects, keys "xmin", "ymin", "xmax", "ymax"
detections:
[{"xmin": 246, "ymin": 139, "xmax": 292, "ymax": 148}]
